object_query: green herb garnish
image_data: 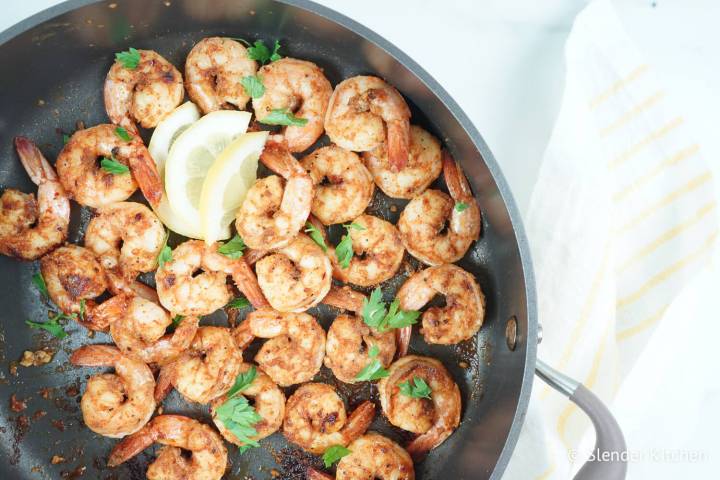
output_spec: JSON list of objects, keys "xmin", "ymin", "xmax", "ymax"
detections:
[
  {"xmin": 62, "ymin": 133, "xmax": 70, "ymax": 145},
  {"xmin": 32, "ymin": 273, "xmax": 48, "ymax": 297},
  {"xmin": 26, "ymin": 312, "xmax": 73, "ymax": 339},
  {"xmin": 322, "ymin": 445, "xmax": 351, "ymax": 468},
  {"xmin": 157, "ymin": 231, "xmax": 172, "ymax": 268},
  {"xmin": 171, "ymin": 315, "xmax": 184, "ymax": 328},
  {"xmin": 304, "ymin": 222, "xmax": 327, "ymax": 252},
  {"xmin": 398, "ymin": 376, "xmax": 432, "ymax": 400},
  {"xmin": 115, "ymin": 47, "xmax": 141, "ymax": 69},
  {"xmin": 361, "ymin": 287, "xmax": 420, "ymax": 333},
  {"xmin": 217, "ymin": 234, "xmax": 246, "ymax": 259},
  {"xmin": 334, "ymin": 223, "xmax": 364, "ymax": 269},
  {"xmin": 215, "ymin": 395, "xmax": 262, "ymax": 450},
  {"xmin": 227, "ymin": 297, "xmax": 250, "ymax": 309},
  {"xmin": 100, "ymin": 157, "xmax": 129, "ymax": 174},
  {"xmin": 355, "ymin": 344, "xmax": 389, "ymax": 381},
  {"xmin": 240, "ymin": 75, "xmax": 265, "ymax": 99},
  {"xmin": 114, "ymin": 126, "xmax": 133, "ymax": 142},
  {"xmin": 259, "ymin": 108, "xmax": 308, "ymax": 127},
  {"xmin": 454, "ymin": 202, "xmax": 468, "ymax": 212},
  {"xmin": 247, "ymin": 39, "xmax": 282, "ymax": 64},
  {"xmin": 226, "ymin": 366, "xmax": 257, "ymax": 398}
]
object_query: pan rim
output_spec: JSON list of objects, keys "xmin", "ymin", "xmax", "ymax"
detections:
[{"xmin": 0, "ymin": 0, "xmax": 538, "ymax": 477}]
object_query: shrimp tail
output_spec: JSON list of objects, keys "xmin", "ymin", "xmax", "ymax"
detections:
[
  {"xmin": 128, "ymin": 147, "xmax": 163, "ymax": 207},
  {"xmin": 406, "ymin": 426, "xmax": 454, "ymax": 461},
  {"xmin": 84, "ymin": 294, "xmax": 131, "ymax": 332},
  {"xmin": 386, "ymin": 119, "xmax": 410, "ymax": 172},
  {"xmin": 69, "ymin": 344, "xmax": 122, "ymax": 366},
  {"xmin": 343, "ymin": 401, "xmax": 375, "ymax": 441},
  {"xmin": 14, "ymin": 136, "xmax": 58, "ymax": 184},
  {"xmin": 232, "ymin": 321, "xmax": 255, "ymax": 350},
  {"xmin": 244, "ymin": 248, "xmax": 269, "ymax": 265},
  {"xmin": 107, "ymin": 422, "xmax": 157, "ymax": 467},
  {"xmin": 321, "ymin": 285, "xmax": 366, "ymax": 313},
  {"xmin": 442, "ymin": 150, "xmax": 473, "ymax": 201},
  {"xmin": 395, "ymin": 326, "xmax": 411, "ymax": 358},
  {"xmin": 154, "ymin": 362, "xmax": 177, "ymax": 403},
  {"xmin": 231, "ymin": 259, "xmax": 270, "ymax": 309},
  {"xmin": 260, "ymin": 141, "xmax": 306, "ymax": 178},
  {"xmin": 307, "ymin": 468, "xmax": 334, "ymax": 480}
]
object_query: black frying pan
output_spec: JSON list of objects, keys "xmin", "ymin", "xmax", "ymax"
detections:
[{"xmin": 0, "ymin": 1, "xmax": 626, "ymax": 479}]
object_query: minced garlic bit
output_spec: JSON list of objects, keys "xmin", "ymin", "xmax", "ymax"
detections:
[{"xmin": 19, "ymin": 349, "xmax": 54, "ymax": 367}]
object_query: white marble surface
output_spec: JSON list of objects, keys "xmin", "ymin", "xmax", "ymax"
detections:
[{"xmin": 2, "ymin": 1, "xmax": 719, "ymax": 478}]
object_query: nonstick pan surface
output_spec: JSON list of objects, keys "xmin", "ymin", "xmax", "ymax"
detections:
[{"xmin": 0, "ymin": 1, "xmax": 537, "ymax": 479}]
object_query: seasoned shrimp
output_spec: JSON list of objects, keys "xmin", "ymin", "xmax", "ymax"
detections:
[
  {"xmin": 57, "ymin": 124, "xmax": 163, "ymax": 207},
  {"xmin": 0, "ymin": 137, "xmax": 69, "ymax": 260},
  {"xmin": 283, "ymin": 383, "xmax": 375, "ymax": 454},
  {"xmin": 236, "ymin": 142, "xmax": 313, "ymax": 250},
  {"xmin": 242, "ymin": 309, "xmax": 325, "ymax": 386},
  {"xmin": 255, "ymin": 233, "xmax": 332, "ymax": 312},
  {"xmin": 104, "ymin": 49, "xmax": 183, "ymax": 132},
  {"xmin": 159, "ymin": 326, "xmax": 242, "ymax": 404},
  {"xmin": 40, "ymin": 244, "xmax": 108, "ymax": 316},
  {"xmin": 398, "ymin": 151, "xmax": 481, "ymax": 265},
  {"xmin": 253, "ymin": 58, "xmax": 332, "ymax": 152},
  {"xmin": 210, "ymin": 363, "xmax": 285, "ymax": 446},
  {"xmin": 300, "ymin": 145, "xmax": 374, "ymax": 225},
  {"xmin": 328, "ymin": 214, "xmax": 404, "ymax": 287},
  {"xmin": 70, "ymin": 345, "xmax": 155, "ymax": 438},
  {"xmin": 325, "ymin": 314, "xmax": 395, "ymax": 384},
  {"xmin": 108, "ymin": 414, "xmax": 227, "ymax": 480},
  {"xmin": 85, "ymin": 201, "xmax": 165, "ymax": 286},
  {"xmin": 307, "ymin": 433, "xmax": 415, "ymax": 480},
  {"xmin": 321, "ymin": 285, "xmax": 366, "ymax": 313},
  {"xmin": 362, "ymin": 125, "xmax": 442, "ymax": 199},
  {"xmin": 378, "ymin": 355, "xmax": 461, "ymax": 459},
  {"xmin": 396, "ymin": 264, "xmax": 485, "ymax": 345},
  {"xmin": 185, "ymin": 37, "xmax": 258, "ymax": 114},
  {"xmin": 108, "ymin": 294, "xmax": 200, "ymax": 365},
  {"xmin": 325, "ymin": 76, "xmax": 411, "ymax": 171}
]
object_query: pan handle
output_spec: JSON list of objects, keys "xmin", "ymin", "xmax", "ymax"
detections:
[{"xmin": 535, "ymin": 360, "xmax": 628, "ymax": 480}]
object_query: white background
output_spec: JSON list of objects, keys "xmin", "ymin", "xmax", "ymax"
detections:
[{"xmin": 2, "ymin": 1, "xmax": 719, "ymax": 478}]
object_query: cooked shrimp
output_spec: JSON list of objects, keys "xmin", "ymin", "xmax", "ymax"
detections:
[
  {"xmin": 0, "ymin": 137, "xmax": 69, "ymax": 260},
  {"xmin": 321, "ymin": 285, "xmax": 366, "ymax": 313},
  {"xmin": 108, "ymin": 294, "xmax": 200, "ymax": 365},
  {"xmin": 300, "ymin": 145, "xmax": 374, "ymax": 225},
  {"xmin": 325, "ymin": 314, "xmax": 395, "ymax": 384},
  {"xmin": 325, "ymin": 76, "xmax": 411, "ymax": 171},
  {"xmin": 307, "ymin": 433, "xmax": 415, "ymax": 480},
  {"xmin": 396, "ymin": 264, "xmax": 485, "ymax": 345},
  {"xmin": 283, "ymin": 383, "xmax": 375, "ymax": 454},
  {"xmin": 236, "ymin": 142, "xmax": 313, "ymax": 250},
  {"xmin": 40, "ymin": 244, "xmax": 108, "ymax": 316},
  {"xmin": 85, "ymin": 201, "xmax": 165, "ymax": 285},
  {"xmin": 242, "ymin": 309, "xmax": 325, "ymax": 386},
  {"xmin": 159, "ymin": 326, "xmax": 242, "ymax": 404},
  {"xmin": 397, "ymin": 151, "xmax": 481, "ymax": 265},
  {"xmin": 185, "ymin": 37, "xmax": 258, "ymax": 114},
  {"xmin": 108, "ymin": 414, "xmax": 227, "ymax": 480},
  {"xmin": 362, "ymin": 125, "xmax": 442, "ymax": 199},
  {"xmin": 104, "ymin": 49, "xmax": 183, "ymax": 132},
  {"xmin": 378, "ymin": 355, "xmax": 461, "ymax": 459},
  {"xmin": 253, "ymin": 58, "xmax": 332, "ymax": 152},
  {"xmin": 328, "ymin": 214, "xmax": 404, "ymax": 287},
  {"xmin": 255, "ymin": 233, "xmax": 332, "ymax": 312},
  {"xmin": 210, "ymin": 363, "xmax": 285, "ymax": 446},
  {"xmin": 57, "ymin": 124, "xmax": 162, "ymax": 207},
  {"xmin": 70, "ymin": 345, "xmax": 155, "ymax": 438}
]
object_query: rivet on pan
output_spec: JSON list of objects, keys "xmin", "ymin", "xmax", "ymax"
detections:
[{"xmin": 505, "ymin": 316, "xmax": 518, "ymax": 351}]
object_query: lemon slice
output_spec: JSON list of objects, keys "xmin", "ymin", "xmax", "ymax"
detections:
[
  {"xmin": 147, "ymin": 102, "xmax": 204, "ymax": 238},
  {"xmin": 200, "ymin": 131, "xmax": 268, "ymax": 244},
  {"xmin": 165, "ymin": 110, "xmax": 252, "ymax": 234}
]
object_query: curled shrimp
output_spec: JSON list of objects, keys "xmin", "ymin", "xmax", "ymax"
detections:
[
  {"xmin": 325, "ymin": 314, "xmax": 395, "ymax": 384},
  {"xmin": 0, "ymin": 137, "xmax": 69, "ymax": 260},
  {"xmin": 283, "ymin": 383, "xmax": 375, "ymax": 454},
  {"xmin": 108, "ymin": 414, "xmax": 227, "ymax": 480},
  {"xmin": 255, "ymin": 233, "xmax": 332, "ymax": 312},
  {"xmin": 57, "ymin": 124, "xmax": 162, "ymax": 207},
  {"xmin": 70, "ymin": 345, "xmax": 155, "ymax": 438},
  {"xmin": 362, "ymin": 125, "xmax": 442, "ymax": 199},
  {"xmin": 398, "ymin": 151, "xmax": 481, "ymax": 265},
  {"xmin": 85, "ymin": 201, "xmax": 165, "ymax": 288},
  {"xmin": 300, "ymin": 145, "xmax": 374, "ymax": 225},
  {"xmin": 108, "ymin": 294, "xmax": 200, "ymax": 365},
  {"xmin": 321, "ymin": 285, "xmax": 366, "ymax": 313},
  {"xmin": 378, "ymin": 355, "xmax": 461, "ymax": 459},
  {"xmin": 396, "ymin": 264, "xmax": 485, "ymax": 345},
  {"xmin": 236, "ymin": 142, "xmax": 313, "ymax": 250},
  {"xmin": 307, "ymin": 433, "xmax": 415, "ymax": 480},
  {"xmin": 252, "ymin": 58, "xmax": 332, "ymax": 152},
  {"xmin": 241, "ymin": 309, "xmax": 325, "ymax": 386},
  {"xmin": 104, "ymin": 49, "xmax": 183, "ymax": 132},
  {"xmin": 210, "ymin": 363, "xmax": 285, "ymax": 446},
  {"xmin": 325, "ymin": 75, "xmax": 411, "ymax": 171},
  {"xmin": 158, "ymin": 326, "xmax": 242, "ymax": 404},
  {"xmin": 185, "ymin": 37, "xmax": 258, "ymax": 114}
]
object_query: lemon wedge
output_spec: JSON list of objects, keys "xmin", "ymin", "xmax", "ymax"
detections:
[
  {"xmin": 147, "ymin": 102, "xmax": 203, "ymax": 238},
  {"xmin": 165, "ymin": 110, "xmax": 252, "ymax": 235},
  {"xmin": 200, "ymin": 131, "xmax": 268, "ymax": 244}
]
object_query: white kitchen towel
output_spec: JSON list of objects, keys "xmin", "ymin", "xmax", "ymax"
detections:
[{"xmin": 504, "ymin": 0, "xmax": 717, "ymax": 478}]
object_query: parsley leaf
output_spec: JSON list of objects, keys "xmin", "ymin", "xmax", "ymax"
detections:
[
  {"xmin": 259, "ymin": 108, "xmax": 308, "ymax": 127},
  {"xmin": 362, "ymin": 288, "xmax": 387, "ymax": 330},
  {"xmin": 115, "ymin": 47, "xmax": 141, "ymax": 69},
  {"xmin": 322, "ymin": 445, "xmax": 351, "ymax": 468},
  {"xmin": 343, "ymin": 222, "xmax": 365, "ymax": 231},
  {"xmin": 227, "ymin": 366, "xmax": 257, "ymax": 398},
  {"xmin": 32, "ymin": 273, "xmax": 48, "ymax": 297},
  {"xmin": 100, "ymin": 157, "xmax": 129, "ymax": 174},
  {"xmin": 247, "ymin": 39, "xmax": 282, "ymax": 64},
  {"xmin": 335, "ymin": 223, "xmax": 363, "ymax": 269},
  {"xmin": 355, "ymin": 344, "xmax": 389, "ymax": 381},
  {"xmin": 304, "ymin": 222, "xmax": 327, "ymax": 252},
  {"xmin": 361, "ymin": 288, "xmax": 419, "ymax": 333},
  {"xmin": 454, "ymin": 202, "xmax": 468, "ymax": 212},
  {"xmin": 269, "ymin": 40, "xmax": 282, "ymax": 62},
  {"xmin": 26, "ymin": 312, "xmax": 72, "ymax": 339},
  {"xmin": 218, "ymin": 234, "xmax": 246, "ymax": 259},
  {"xmin": 227, "ymin": 296, "xmax": 250, "ymax": 309},
  {"xmin": 215, "ymin": 396, "xmax": 262, "ymax": 450},
  {"xmin": 171, "ymin": 315, "xmax": 184, "ymax": 327},
  {"xmin": 62, "ymin": 133, "xmax": 70, "ymax": 145},
  {"xmin": 114, "ymin": 126, "xmax": 133, "ymax": 142},
  {"xmin": 240, "ymin": 75, "xmax": 265, "ymax": 99},
  {"xmin": 398, "ymin": 376, "xmax": 432, "ymax": 400},
  {"xmin": 157, "ymin": 231, "xmax": 172, "ymax": 268},
  {"xmin": 384, "ymin": 299, "xmax": 420, "ymax": 330}
]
